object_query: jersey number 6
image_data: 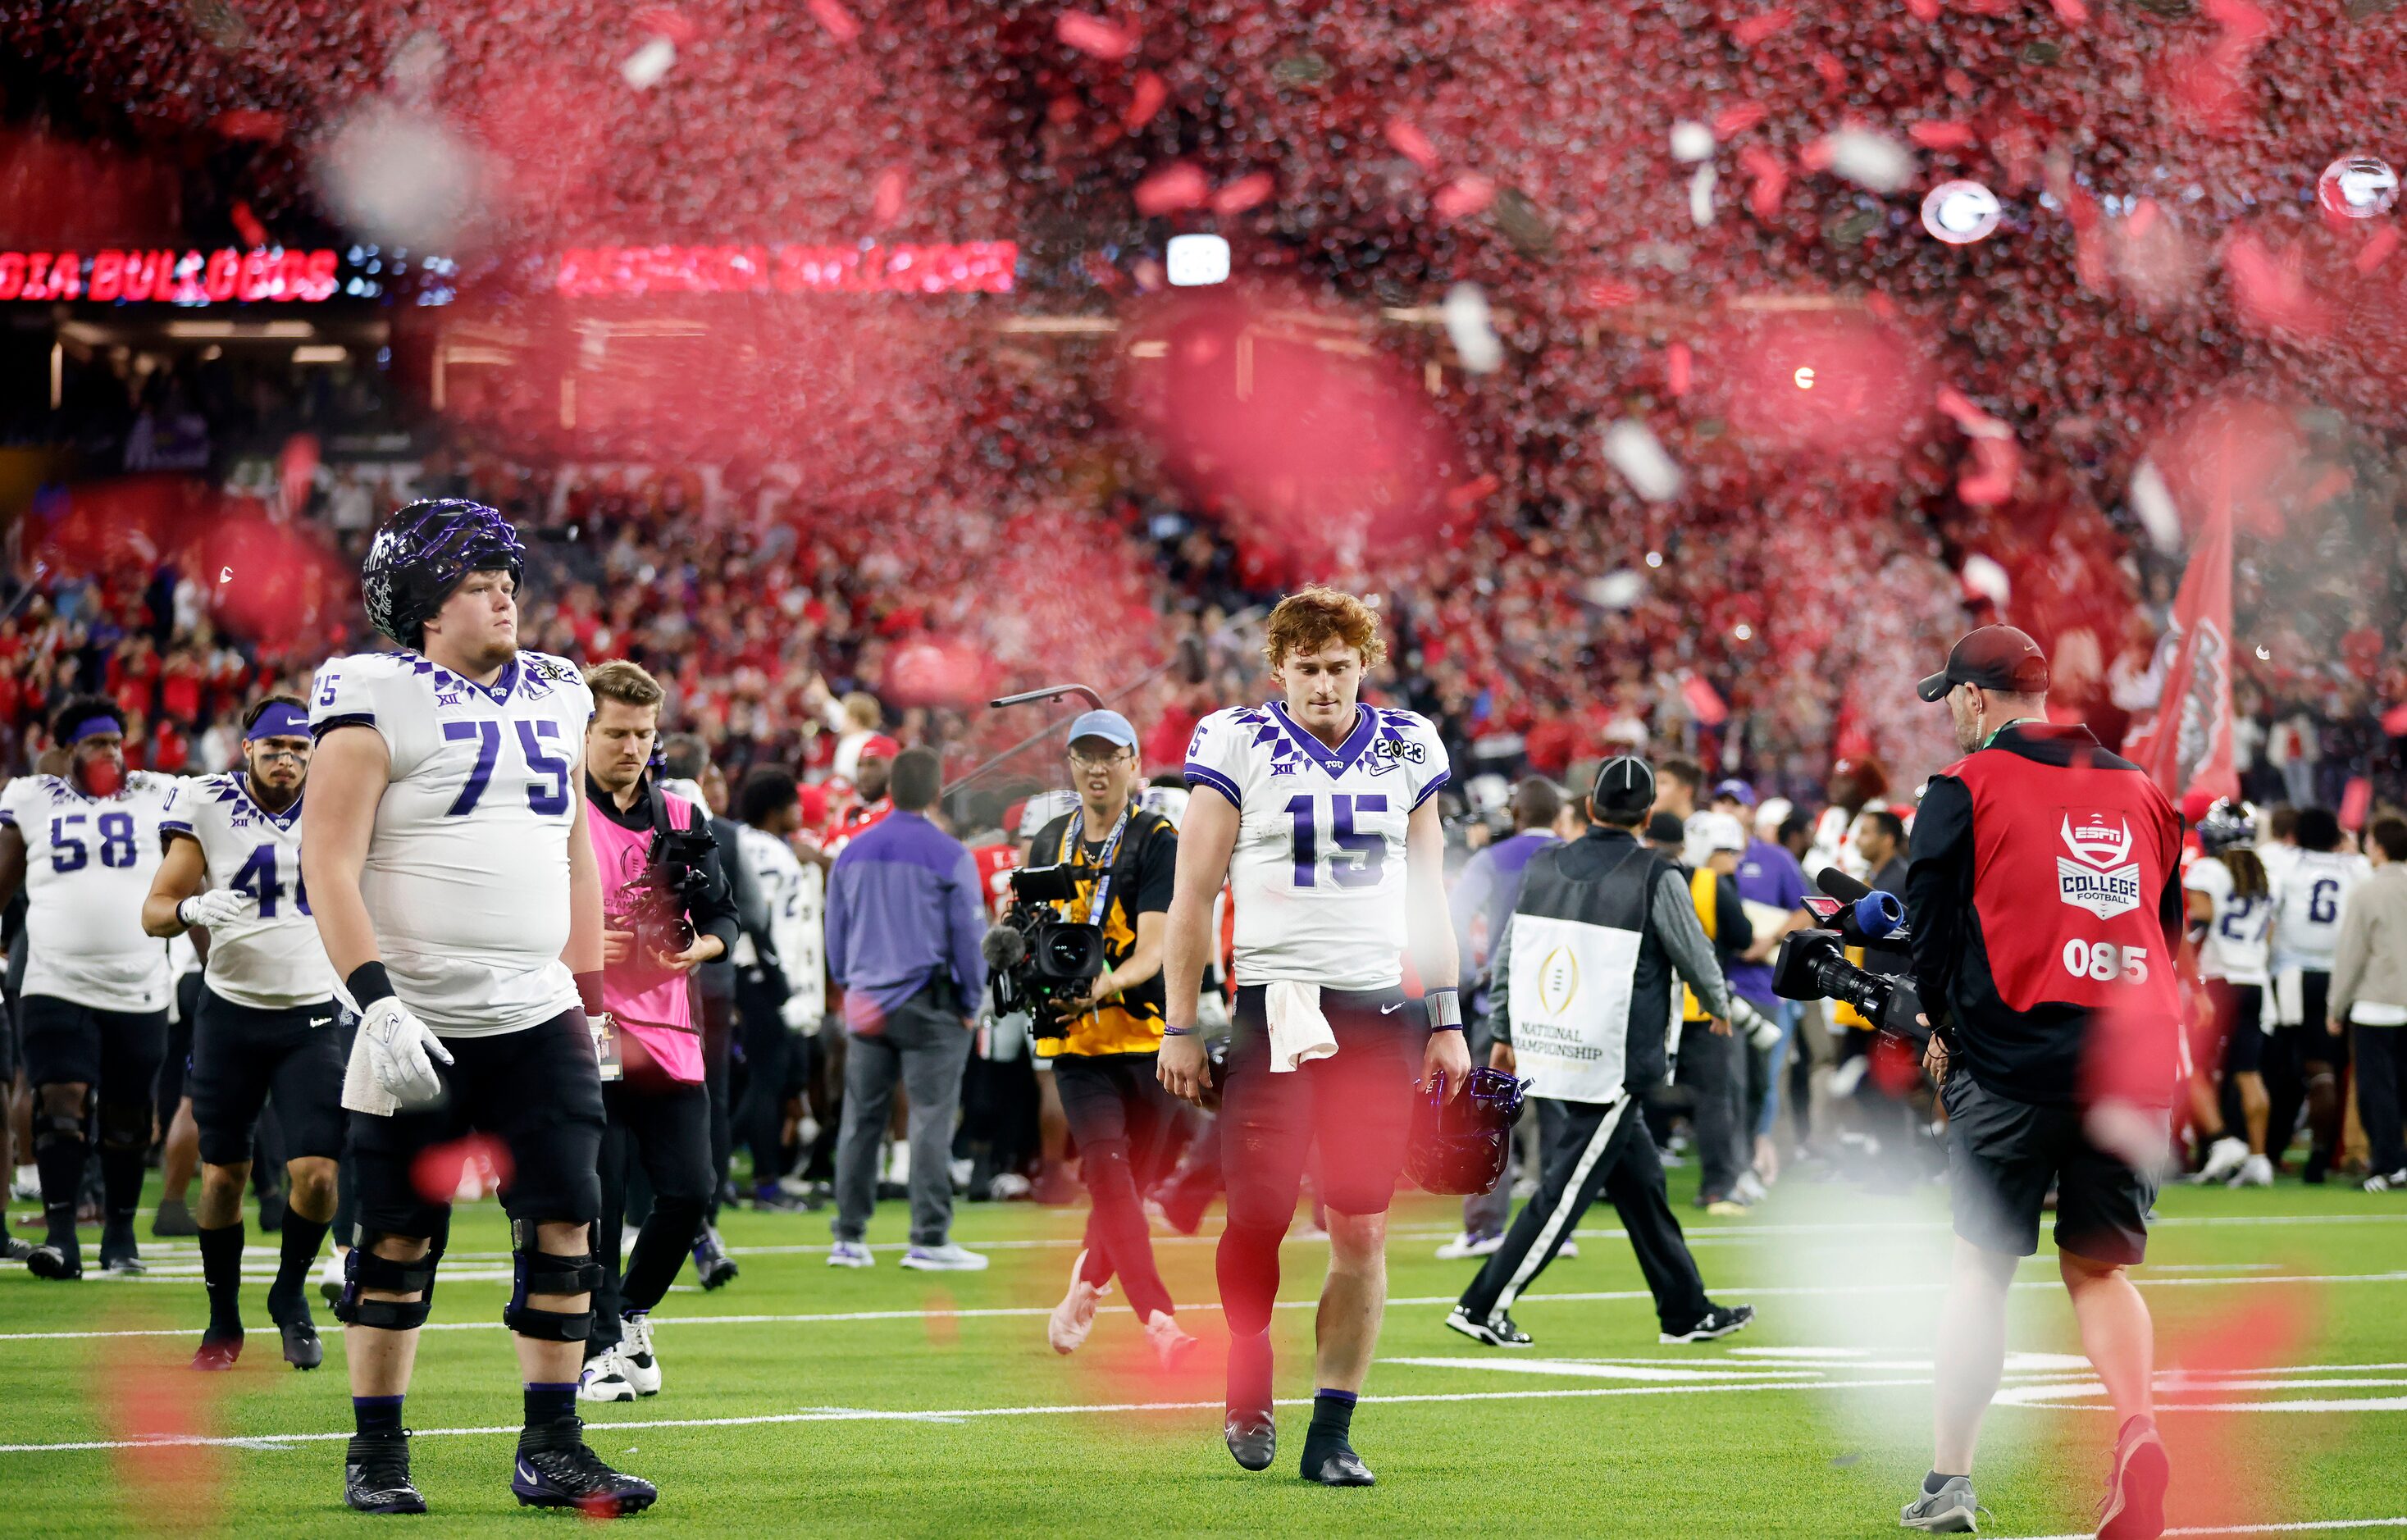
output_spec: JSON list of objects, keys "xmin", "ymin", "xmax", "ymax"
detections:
[{"xmin": 442, "ymin": 719, "xmax": 572, "ymax": 817}]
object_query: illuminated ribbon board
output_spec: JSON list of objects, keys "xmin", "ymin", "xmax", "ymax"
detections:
[
  {"xmin": 552, "ymin": 242, "xmax": 1018, "ymax": 298},
  {"xmin": 0, "ymin": 248, "xmax": 344, "ymax": 303}
]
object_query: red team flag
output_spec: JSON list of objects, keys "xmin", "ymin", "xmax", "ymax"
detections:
[{"xmin": 2122, "ymin": 498, "xmax": 2239, "ymax": 809}]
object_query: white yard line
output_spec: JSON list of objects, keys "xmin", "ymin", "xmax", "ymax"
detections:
[
  {"xmin": 2013, "ymin": 1520, "xmax": 2407, "ymax": 1540},
  {"xmin": 7, "ymin": 1269, "xmax": 2405, "ymax": 1344}
]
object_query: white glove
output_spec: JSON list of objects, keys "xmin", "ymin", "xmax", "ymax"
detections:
[
  {"xmin": 176, "ymin": 889, "xmax": 256, "ymax": 930},
  {"xmin": 361, "ymin": 996, "xmax": 453, "ymax": 1106},
  {"xmin": 780, "ymin": 993, "xmax": 816, "ymax": 1031}
]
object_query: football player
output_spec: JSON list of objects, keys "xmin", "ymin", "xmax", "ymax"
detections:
[
  {"xmin": 1160, "ymin": 585, "xmax": 1468, "ymax": 1487},
  {"xmin": 304, "ymin": 499, "xmax": 652, "ymax": 1516},
  {"xmin": 2267, "ymin": 806, "xmax": 2372, "ymax": 1183},
  {"xmin": 0, "ymin": 696, "xmax": 180, "ymax": 1279},
  {"xmin": 2183, "ymin": 802, "xmax": 2274, "ymax": 1187},
  {"xmin": 732, "ymin": 766, "xmax": 827, "ymax": 1211},
  {"xmin": 142, "ymin": 695, "xmax": 340, "ymax": 1369}
]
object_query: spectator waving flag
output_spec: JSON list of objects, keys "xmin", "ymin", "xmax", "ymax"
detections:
[{"xmin": 2124, "ymin": 497, "xmax": 2239, "ymax": 809}]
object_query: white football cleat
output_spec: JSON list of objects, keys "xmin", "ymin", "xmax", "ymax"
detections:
[
  {"xmin": 577, "ymin": 1351, "xmax": 637, "ymax": 1404},
  {"xmin": 2195, "ymin": 1136, "xmax": 2250, "ymax": 1185},
  {"xmin": 900, "ymin": 1242, "xmax": 989, "ymax": 1272},
  {"xmin": 1434, "ymin": 1231, "xmax": 1504, "ymax": 1260},
  {"xmin": 1048, "ymin": 1251, "xmax": 1109, "ymax": 1354},
  {"xmin": 827, "ymin": 1241, "xmax": 875, "ymax": 1268},
  {"xmin": 1143, "ymin": 1311, "xmax": 1199, "ymax": 1370},
  {"xmin": 2228, "ymin": 1154, "xmax": 2274, "ymax": 1189},
  {"xmin": 618, "ymin": 1314, "xmax": 661, "ymax": 1396}
]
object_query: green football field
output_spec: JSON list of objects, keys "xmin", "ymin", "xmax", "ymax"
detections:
[{"xmin": 3, "ymin": 1165, "xmax": 2405, "ymax": 1538}]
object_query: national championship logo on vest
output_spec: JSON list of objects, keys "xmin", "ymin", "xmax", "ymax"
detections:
[
  {"xmin": 1535, "ymin": 944, "xmax": 1580, "ymax": 1016},
  {"xmin": 2057, "ymin": 811, "xmax": 2142, "ymax": 920}
]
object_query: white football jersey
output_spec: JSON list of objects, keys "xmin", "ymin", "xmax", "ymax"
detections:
[
  {"xmin": 735, "ymin": 824, "xmax": 825, "ymax": 1023},
  {"xmin": 2271, "ymin": 849, "xmax": 2373, "ymax": 976},
  {"xmin": 1184, "ymin": 701, "xmax": 1451, "ymax": 991},
  {"xmin": 2185, "ymin": 855, "xmax": 2271, "ymax": 986},
  {"xmin": 0, "ymin": 772, "xmax": 178, "ymax": 1012},
  {"xmin": 160, "ymin": 772, "xmax": 335, "ymax": 1010},
  {"xmin": 310, "ymin": 648, "xmax": 593, "ymax": 1037}
]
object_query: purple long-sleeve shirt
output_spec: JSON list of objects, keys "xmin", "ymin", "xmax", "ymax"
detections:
[{"xmin": 825, "ymin": 810, "xmax": 989, "ymax": 1032}]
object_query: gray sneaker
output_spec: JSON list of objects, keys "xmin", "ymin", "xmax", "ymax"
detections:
[{"xmin": 1900, "ymin": 1476, "xmax": 1978, "ymax": 1533}]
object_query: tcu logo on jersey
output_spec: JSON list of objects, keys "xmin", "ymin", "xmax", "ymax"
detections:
[{"xmin": 2056, "ymin": 810, "xmax": 2142, "ymax": 919}]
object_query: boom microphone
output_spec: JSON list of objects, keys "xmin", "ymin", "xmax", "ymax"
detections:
[
  {"xmin": 1814, "ymin": 867, "xmax": 1905, "ymax": 943},
  {"xmin": 981, "ymin": 925, "xmax": 1028, "ymax": 973}
]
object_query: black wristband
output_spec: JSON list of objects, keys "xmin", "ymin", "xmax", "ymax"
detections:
[
  {"xmin": 346, "ymin": 960, "xmax": 396, "ymax": 1011},
  {"xmin": 576, "ymin": 971, "xmax": 607, "ymax": 1017}
]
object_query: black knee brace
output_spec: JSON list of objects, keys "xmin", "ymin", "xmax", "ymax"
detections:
[
  {"xmin": 502, "ymin": 1219, "xmax": 604, "ymax": 1342},
  {"xmin": 32, "ymin": 1105, "xmax": 85, "ymax": 1153},
  {"xmin": 96, "ymin": 1098, "xmax": 149, "ymax": 1152},
  {"xmin": 335, "ymin": 1221, "xmax": 449, "ymax": 1332}
]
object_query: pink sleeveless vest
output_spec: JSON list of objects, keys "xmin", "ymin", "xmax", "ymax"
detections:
[{"xmin": 586, "ymin": 788, "xmax": 704, "ymax": 1084}]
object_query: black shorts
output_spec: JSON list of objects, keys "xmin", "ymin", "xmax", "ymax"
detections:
[
  {"xmin": 0, "ymin": 991, "xmax": 15, "ymax": 1083},
  {"xmin": 1221, "ymin": 984, "xmax": 1425, "ymax": 1227},
  {"xmin": 189, "ymin": 985, "xmax": 345, "ymax": 1167},
  {"xmin": 2291, "ymin": 971, "xmax": 2347, "ymax": 1066},
  {"xmin": 1944, "ymin": 1071, "xmax": 2157, "ymax": 1266},
  {"xmin": 2206, "ymin": 980, "xmax": 2266, "ymax": 1077},
  {"xmin": 19, "ymin": 994, "xmax": 167, "ymax": 1098},
  {"xmin": 349, "ymin": 1009, "xmax": 607, "ymax": 1238},
  {"xmin": 1054, "ymin": 1050, "xmax": 1178, "ymax": 1182}
]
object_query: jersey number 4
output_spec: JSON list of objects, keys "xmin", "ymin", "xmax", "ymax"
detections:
[
  {"xmin": 443, "ymin": 719, "xmax": 572, "ymax": 817},
  {"xmin": 1285, "ymin": 793, "xmax": 1388, "ymax": 889},
  {"xmin": 48, "ymin": 812, "xmax": 138, "ymax": 873},
  {"xmin": 233, "ymin": 844, "xmax": 311, "ymax": 918}
]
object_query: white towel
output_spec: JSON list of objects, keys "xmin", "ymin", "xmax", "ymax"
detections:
[
  {"xmin": 1265, "ymin": 982, "xmax": 1339, "ymax": 1073},
  {"xmin": 341, "ymin": 1026, "xmax": 400, "ymax": 1117}
]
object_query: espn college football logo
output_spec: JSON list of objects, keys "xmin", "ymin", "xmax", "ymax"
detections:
[{"xmin": 2056, "ymin": 811, "xmax": 2142, "ymax": 919}]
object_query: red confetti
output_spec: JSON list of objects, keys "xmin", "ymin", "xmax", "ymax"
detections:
[
  {"xmin": 1812, "ymin": 52, "xmax": 1846, "ymax": 92},
  {"xmin": 2355, "ymin": 226, "xmax": 2402, "ymax": 275},
  {"xmin": 1586, "ymin": 278, "xmax": 1640, "ymax": 308},
  {"xmin": 1666, "ymin": 341, "xmax": 1693, "ymax": 397},
  {"xmin": 1384, "ymin": 117, "xmax": 1440, "ymax": 171},
  {"xmin": 1907, "ymin": 121, "xmax": 1976, "ymax": 150},
  {"xmin": 1210, "ymin": 171, "xmax": 1274, "ymax": 215},
  {"xmin": 1712, "ymin": 101, "xmax": 1768, "ymax": 138},
  {"xmin": 230, "ymin": 200, "xmax": 267, "ymax": 248},
  {"xmin": 1739, "ymin": 147, "xmax": 1787, "ymax": 220},
  {"xmin": 1796, "ymin": 138, "xmax": 1834, "ymax": 173},
  {"xmin": 1943, "ymin": 67, "xmax": 1976, "ymax": 95},
  {"xmin": 1056, "ymin": 13, "xmax": 1138, "ymax": 62},
  {"xmin": 1432, "ymin": 174, "xmax": 1495, "ymax": 221},
  {"xmin": 1729, "ymin": 7, "xmax": 1794, "ymax": 46},
  {"xmin": 631, "ymin": 6, "xmax": 698, "ymax": 46},
  {"xmin": 410, "ymin": 1135, "xmax": 515, "ymax": 1205},
  {"xmin": 1124, "ymin": 70, "xmax": 1169, "ymax": 130},
  {"xmin": 1903, "ymin": 0, "xmax": 1940, "ymax": 20},
  {"xmin": 210, "ymin": 109, "xmax": 283, "ymax": 142},
  {"xmin": 870, "ymin": 167, "xmax": 907, "ymax": 228},
  {"xmin": 1133, "ymin": 161, "xmax": 1209, "ymax": 215},
  {"xmin": 806, "ymin": 0, "xmax": 860, "ymax": 43},
  {"xmin": 2050, "ymin": 0, "xmax": 2090, "ymax": 23},
  {"xmin": 1445, "ymin": 474, "xmax": 1501, "ymax": 513}
]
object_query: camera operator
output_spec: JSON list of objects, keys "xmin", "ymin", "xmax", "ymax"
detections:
[
  {"xmin": 1899, "ymin": 626, "xmax": 2181, "ymax": 1539},
  {"xmin": 575, "ymin": 663, "xmax": 741, "ymax": 1403},
  {"xmin": 1023, "ymin": 710, "xmax": 1198, "ymax": 1367}
]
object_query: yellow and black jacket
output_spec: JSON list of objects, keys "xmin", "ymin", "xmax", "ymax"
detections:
[
  {"xmin": 1681, "ymin": 864, "xmax": 1756, "ymax": 1023},
  {"xmin": 1028, "ymin": 804, "xmax": 1179, "ymax": 1058}
]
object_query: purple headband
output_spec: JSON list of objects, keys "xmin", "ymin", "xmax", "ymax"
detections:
[
  {"xmin": 245, "ymin": 700, "xmax": 312, "ymax": 743},
  {"xmin": 67, "ymin": 715, "xmax": 121, "ymax": 745}
]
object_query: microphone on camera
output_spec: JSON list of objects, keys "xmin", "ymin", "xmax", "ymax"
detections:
[
  {"xmin": 981, "ymin": 925, "xmax": 1027, "ymax": 973},
  {"xmin": 1814, "ymin": 868, "xmax": 1905, "ymax": 943}
]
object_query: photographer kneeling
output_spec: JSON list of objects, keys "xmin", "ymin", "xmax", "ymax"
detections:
[
  {"xmin": 1900, "ymin": 627, "xmax": 2181, "ymax": 1540},
  {"xmin": 576, "ymin": 663, "xmax": 741, "ymax": 1403},
  {"xmin": 1014, "ymin": 711, "xmax": 1198, "ymax": 1369}
]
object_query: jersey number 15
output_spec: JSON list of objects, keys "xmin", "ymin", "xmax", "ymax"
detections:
[{"xmin": 1285, "ymin": 793, "xmax": 1388, "ymax": 889}]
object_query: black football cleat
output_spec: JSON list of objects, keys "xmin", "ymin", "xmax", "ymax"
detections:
[
  {"xmin": 1224, "ymin": 1410, "xmax": 1277, "ymax": 1472},
  {"xmin": 1661, "ymin": 1303, "xmax": 1755, "ymax": 1344},
  {"xmin": 691, "ymin": 1227, "xmax": 738, "ymax": 1291},
  {"xmin": 0, "ymin": 1234, "xmax": 32, "ymax": 1263},
  {"xmin": 276, "ymin": 1314, "xmax": 324, "ymax": 1370},
  {"xmin": 191, "ymin": 1333, "xmax": 243, "ymax": 1371},
  {"xmin": 1302, "ymin": 1443, "xmax": 1376, "ymax": 1487},
  {"xmin": 25, "ymin": 1244, "xmax": 82, "ymax": 1280},
  {"xmin": 1444, "ymin": 1305, "xmax": 1533, "ymax": 1348},
  {"xmin": 513, "ymin": 1417, "xmax": 658, "ymax": 1515},
  {"xmin": 344, "ymin": 1430, "xmax": 428, "ymax": 1515}
]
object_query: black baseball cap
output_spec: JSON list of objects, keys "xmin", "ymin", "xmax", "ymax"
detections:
[
  {"xmin": 1591, "ymin": 754, "xmax": 1656, "ymax": 818},
  {"xmin": 1644, "ymin": 810, "xmax": 1686, "ymax": 845},
  {"xmin": 1917, "ymin": 624, "xmax": 2050, "ymax": 704}
]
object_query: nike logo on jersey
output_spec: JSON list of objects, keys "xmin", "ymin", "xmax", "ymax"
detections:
[
  {"xmin": 309, "ymin": 1017, "xmax": 333, "ymax": 1028},
  {"xmin": 1380, "ymin": 1001, "xmax": 1406, "ymax": 1014}
]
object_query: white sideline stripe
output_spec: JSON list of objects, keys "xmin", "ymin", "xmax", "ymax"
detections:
[
  {"xmin": 0, "ymin": 1376, "xmax": 1943, "ymax": 1454},
  {"xmin": 6, "ymin": 1269, "xmax": 2405, "ymax": 1345},
  {"xmin": 2013, "ymin": 1519, "xmax": 2407, "ymax": 1540}
]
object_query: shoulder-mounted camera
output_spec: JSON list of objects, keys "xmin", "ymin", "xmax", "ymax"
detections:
[{"xmin": 1771, "ymin": 871, "xmax": 1929, "ymax": 1045}]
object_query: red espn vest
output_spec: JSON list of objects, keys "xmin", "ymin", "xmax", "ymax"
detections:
[{"xmin": 1949, "ymin": 745, "xmax": 2181, "ymax": 1018}]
